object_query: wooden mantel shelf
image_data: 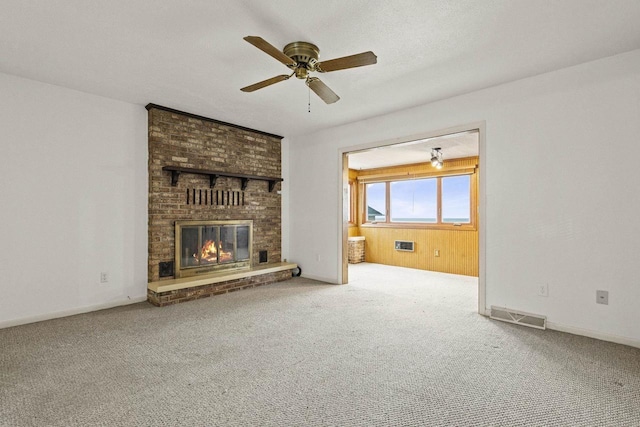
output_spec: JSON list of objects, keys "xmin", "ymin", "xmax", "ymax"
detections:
[{"xmin": 162, "ymin": 166, "xmax": 283, "ymax": 192}]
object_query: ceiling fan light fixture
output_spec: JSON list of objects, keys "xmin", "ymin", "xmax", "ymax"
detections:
[{"xmin": 295, "ymin": 67, "xmax": 309, "ymax": 79}]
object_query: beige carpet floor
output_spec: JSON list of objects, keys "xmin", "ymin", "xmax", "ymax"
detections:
[{"xmin": 1, "ymin": 263, "xmax": 639, "ymax": 426}]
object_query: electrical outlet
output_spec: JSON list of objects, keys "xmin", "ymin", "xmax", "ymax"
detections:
[
  {"xmin": 538, "ymin": 283, "xmax": 549, "ymax": 297},
  {"xmin": 434, "ymin": 250, "xmax": 440, "ymax": 257},
  {"xmin": 100, "ymin": 272, "xmax": 109, "ymax": 283},
  {"xmin": 596, "ymin": 290, "xmax": 608, "ymax": 305}
]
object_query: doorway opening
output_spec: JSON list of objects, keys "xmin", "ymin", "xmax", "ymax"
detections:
[{"xmin": 340, "ymin": 124, "xmax": 486, "ymax": 314}]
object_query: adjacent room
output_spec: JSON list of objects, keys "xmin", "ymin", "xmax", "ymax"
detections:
[
  {"xmin": 344, "ymin": 130, "xmax": 480, "ymax": 307},
  {"xmin": 345, "ymin": 130, "xmax": 479, "ymax": 272},
  {"xmin": 2, "ymin": 1, "xmax": 640, "ymax": 425}
]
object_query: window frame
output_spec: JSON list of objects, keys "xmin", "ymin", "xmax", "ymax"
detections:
[
  {"xmin": 347, "ymin": 180, "xmax": 356, "ymax": 225},
  {"xmin": 361, "ymin": 171, "xmax": 477, "ymax": 231}
]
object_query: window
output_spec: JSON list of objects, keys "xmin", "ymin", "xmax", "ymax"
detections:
[
  {"xmin": 365, "ymin": 182, "xmax": 386, "ymax": 222},
  {"xmin": 390, "ymin": 178, "xmax": 437, "ymax": 223},
  {"xmin": 442, "ymin": 175, "xmax": 471, "ymax": 224},
  {"xmin": 363, "ymin": 173, "xmax": 474, "ymax": 229}
]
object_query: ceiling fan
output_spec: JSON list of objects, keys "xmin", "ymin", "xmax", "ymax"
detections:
[{"xmin": 240, "ymin": 36, "xmax": 377, "ymax": 104}]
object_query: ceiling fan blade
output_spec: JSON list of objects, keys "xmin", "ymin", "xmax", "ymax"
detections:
[
  {"xmin": 306, "ymin": 77, "xmax": 340, "ymax": 104},
  {"xmin": 316, "ymin": 51, "xmax": 377, "ymax": 72},
  {"xmin": 243, "ymin": 36, "xmax": 296, "ymax": 67},
  {"xmin": 241, "ymin": 74, "xmax": 291, "ymax": 92}
]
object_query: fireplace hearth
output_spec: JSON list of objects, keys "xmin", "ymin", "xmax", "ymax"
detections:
[{"xmin": 175, "ymin": 220, "xmax": 252, "ymax": 278}]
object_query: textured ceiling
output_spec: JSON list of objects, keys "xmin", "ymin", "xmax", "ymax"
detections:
[
  {"xmin": 1, "ymin": 0, "xmax": 640, "ymax": 138},
  {"xmin": 349, "ymin": 131, "xmax": 479, "ymax": 170}
]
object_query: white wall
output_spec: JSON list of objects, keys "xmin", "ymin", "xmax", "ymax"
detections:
[
  {"xmin": 0, "ymin": 72, "xmax": 148, "ymax": 327},
  {"xmin": 285, "ymin": 49, "xmax": 640, "ymax": 346}
]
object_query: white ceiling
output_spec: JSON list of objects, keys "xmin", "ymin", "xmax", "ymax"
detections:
[
  {"xmin": 349, "ymin": 130, "xmax": 478, "ymax": 170},
  {"xmin": 1, "ymin": 1, "xmax": 640, "ymax": 138}
]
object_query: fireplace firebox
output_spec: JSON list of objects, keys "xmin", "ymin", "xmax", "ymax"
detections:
[{"xmin": 175, "ymin": 220, "xmax": 252, "ymax": 278}]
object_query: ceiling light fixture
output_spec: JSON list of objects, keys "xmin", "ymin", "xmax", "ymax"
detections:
[{"xmin": 430, "ymin": 147, "xmax": 443, "ymax": 169}]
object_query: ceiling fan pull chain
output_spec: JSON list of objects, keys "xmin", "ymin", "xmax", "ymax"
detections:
[{"xmin": 308, "ymin": 84, "xmax": 311, "ymax": 113}]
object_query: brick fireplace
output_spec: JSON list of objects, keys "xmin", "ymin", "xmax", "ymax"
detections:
[{"xmin": 146, "ymin": 104, "xmax": 294, "ymax": 306}]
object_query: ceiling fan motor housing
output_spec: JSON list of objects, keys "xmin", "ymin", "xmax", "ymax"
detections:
[{"xmin": 284, "ymin": 42, "xmax": 320, "ymax": 78}]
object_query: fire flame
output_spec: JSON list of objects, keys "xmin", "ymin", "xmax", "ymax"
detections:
[{"xmin": 193, "ymin": 240, "xmax": 233, "ymax": 264}]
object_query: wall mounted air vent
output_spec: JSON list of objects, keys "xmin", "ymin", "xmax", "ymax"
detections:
[{"xmin": 394, "ymin": 240, "xmax": 414, "ymax": 252}]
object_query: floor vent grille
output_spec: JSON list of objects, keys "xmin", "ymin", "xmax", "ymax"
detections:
[{"xmin": 490, "ymin": 306, "xmax": 546, "ymax": 330}]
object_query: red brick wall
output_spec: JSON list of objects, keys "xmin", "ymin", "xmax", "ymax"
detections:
[{"xmin": 148, "ymin": 106, "xmax": 283, "ymax": 282}]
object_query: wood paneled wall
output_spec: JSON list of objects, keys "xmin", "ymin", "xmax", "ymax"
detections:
[
  {"xmin": 358, "ymin": 227, "xmax": 478, "ymax": 276},
  {"xmin": 349, "ymin": 157, "xmax": 479, "ymax": 277}
]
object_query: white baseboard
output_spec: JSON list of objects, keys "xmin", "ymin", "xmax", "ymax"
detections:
[
  {"xmin": 483, "ymin": 307, "xmax": 640, "ymax": 349},
  {"xmin": 299, "ymin": 273, "xmax": 337, "ymax": 284},
  {"xmin": 0, "ymin": 295, "xmax": 148, "ymax": 329},
  {"xmin": 546, "ymin": 321, "xmax": 640, "ymax": 349}
]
